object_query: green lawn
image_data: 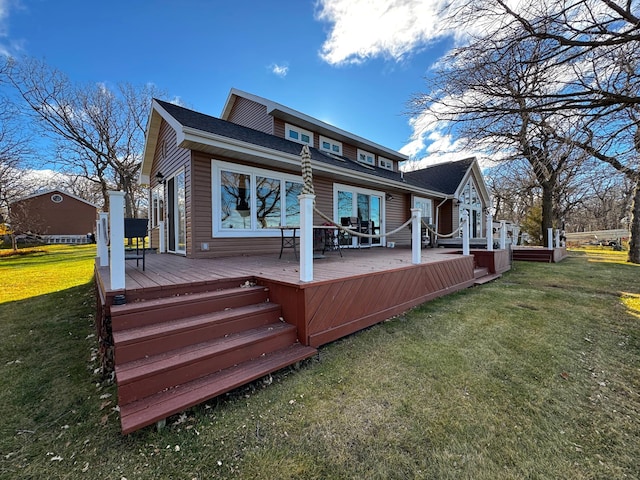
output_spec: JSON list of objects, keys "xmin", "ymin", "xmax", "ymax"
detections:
[{"xmin": 0, "ymin": 246, "xmax": 638, "ymax": 479}]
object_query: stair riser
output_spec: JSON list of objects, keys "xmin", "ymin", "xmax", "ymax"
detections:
[
  {"xmin": 111, "ymin": 289, "xmax": 269, "ymax": 331},
  {"xmin": 119, "ymin": 344, "xmax": 317, "ymax": 434},
  {"xmin": 114, "ymin": 307, "xmax": 282, "ymax": 364},
  {"xmin": 117, "ymin": 328, "xmax": 298, "ymax": 405}
]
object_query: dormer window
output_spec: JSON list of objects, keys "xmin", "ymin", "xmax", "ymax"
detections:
[
  {"xmin": 378, "ymin": 156, "xmax": 394, "ymax": 171},
  {"xmin": 285, "ymin": 123, "xmax": 313, "ymax": 147},
  {"xmin": 357, "ymin": 148, "xmax": 375, "ymax": 166},
  {"xmin": 319, "ymin": 136, "xmax": 343, "ymax": 156}
]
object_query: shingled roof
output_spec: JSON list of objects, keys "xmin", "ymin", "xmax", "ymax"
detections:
[
  {"xmin": 154, "ymin": 99, "xmax": 405, "ymax": 185},
  {"xmin": 403, "ymin": 158, "xmax": 475, "ymax": 196}
]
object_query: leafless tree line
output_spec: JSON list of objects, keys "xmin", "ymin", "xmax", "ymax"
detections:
[{"xmin": 410, "ymin": 0, "xmax": 640, "ymax": 261}]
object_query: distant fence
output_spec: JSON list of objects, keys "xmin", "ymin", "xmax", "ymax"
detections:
[{"xmin": 565, "ymin": 229, "xmax": 629, "ymax": 246}]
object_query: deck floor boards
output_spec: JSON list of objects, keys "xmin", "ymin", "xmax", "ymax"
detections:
[{"xmin": 98, "ymin": 247, "xmax": 466, "ymax": 294}]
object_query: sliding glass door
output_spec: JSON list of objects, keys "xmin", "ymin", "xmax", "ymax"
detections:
[{"xmin": 335, "ymin": 184, "xmax": 383, "ymax": 247}]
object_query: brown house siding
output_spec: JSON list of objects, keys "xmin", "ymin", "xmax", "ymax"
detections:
[
  {"xmin": 11, "ymin": 191, "xmax": 96, "ymax": 236},
  {"xmin": 150, "ymin": 119, "xmax": 192, "ymax": 254},
  {"xmin": 227, "ymin": 97, "xmax": 274, "ymax": 134},
  {"xmin": 439, "ymin": 201, "xmax": 453, "ymax": 235}
]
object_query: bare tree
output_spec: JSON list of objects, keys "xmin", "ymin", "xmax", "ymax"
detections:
[
  {"xmin": 446, "ymin": 0, "xmax": 640, "ymax": 260},
  {"xmin": 0, "ymin": 57, "xmax": 33, "ymax": 232},
  {"xmin": 5, "ymin": 57, "xmax": 163, "ymax": 217},
  {"xmin": 409, "ymin": 29, "xmax": 587, "ymax": 246}
]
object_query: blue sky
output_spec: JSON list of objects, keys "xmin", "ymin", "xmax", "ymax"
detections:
[{"xmin": 0, "ymin": 0, "xmax": 463, "ymax": 167}]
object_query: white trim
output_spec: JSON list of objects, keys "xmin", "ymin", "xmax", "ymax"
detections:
[
  {"xmin": 285, "ymin": 123, "xmax": 314, "ymax": 147},
  {"xmin": 319, "ymin": 135, "xmax": 343, "ymax": 156},
  {"xmin": 333, "ymin": 182, "xmax": 386, "ymax": 247},
  {"xmin": 357, "ymin": 148, "xmax": 375, "ymax": 166},
  {"xmin": 412, "ymin": 196, "xmax": 433, "ymax": 224},
  {"xmin": 378, "ymin": 156, "xmax": 393, "ymax": 171},
  {"xmin": 211, "ymin": 159, "xmax": 303, "ymax": 238}
]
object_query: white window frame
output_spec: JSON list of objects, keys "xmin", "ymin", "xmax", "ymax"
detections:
[
  {"xmin": 285, "ymin": 123, "xmax": 314, "ymax": 147},
  {"xmin": 378, "ymin": 156, "xmax": 394, "ymax": 171},
  {"xmin": 413, "ymin": 196, "xmax": 433, "ymax": 225},
  {"xmin": 319, "ymin": 135, "xmax": 343, "ymax": 156},
  {"xmin": 150, "ymin": 184, "xmax": 164, "ymax": 228},
  {"xmin": 357, "ymin": 148, "xmax": 375, "ymax": 166},
  {"xmin": 212, "ymin": 160, "xmax": 303, "ymax": 238}
]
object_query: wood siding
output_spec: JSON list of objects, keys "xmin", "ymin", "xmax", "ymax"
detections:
[
  {"xmin": 150, "ymin": 119, "xmax": 192, "ymax": 254},
  {"xmin": 227, "ymin": 97, "xmax": 274, "ymax": 134},
  {"xmin": 258, "ymin": 255, "xmax": 475, "ymax": 347}
]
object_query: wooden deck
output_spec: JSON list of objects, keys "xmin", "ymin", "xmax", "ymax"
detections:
[
  {"xmin": 97, "ymin": 247, "xmax": 466, "ymax": 293},
  {"xmin": 94, "ymin": 247, "xmax": 510, "ymax": 434}
]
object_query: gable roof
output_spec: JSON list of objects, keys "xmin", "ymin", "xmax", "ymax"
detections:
[
  {"xmin": 143, "ymin": 99, "xmax": 442, "ymax": 194},
  {"xmin": 11, "ymin": 189, "xmax": 99, "ymax": 208},
  {"xmin": 403, "ymin": 158, "xmax": 476, "ymax": 196},
  {"xmin": 141, "ymin": 92, "xmax": 490, "ymax": 202}
]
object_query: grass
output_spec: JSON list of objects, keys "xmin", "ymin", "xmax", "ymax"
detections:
[{"xmin": 0, "ymin": 246, "xmax": 639, "ymax": 479}]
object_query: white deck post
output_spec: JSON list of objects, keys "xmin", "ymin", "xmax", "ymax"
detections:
[
  {"xmin": 486, "ymin": 211, "xmax": 493, "ymax": 251},
  {"xmin": 555, "ymin": 228, "xmax": 560, "ymax": 248},
  {"xmin": 97, "ymin": 213, "xmax": 109, "ymax": 266},
  {"xmin": 462, "ymin": 209, "xmax": 470, "ymax": 256},
  {"xmin": 108, "ymin": 191, "xmax": 126, "ymax": 291},
  {"xmin": 547, "ymin": 228, "xmax": 554, "ymax": 250},
  {"xmin": 500, "ymin": 220, "xmax": 507, "ymax": 249},
  {"xmin": 299, "ymin": 193, "xmax": 315, "ymax": 282},
  {"xmin": 158, "ymin": 220, "xmax": 166, "ymax": 253},
  {"xmin": 411, "ymin": 208, "xmax": 421, "ymax": 264}
]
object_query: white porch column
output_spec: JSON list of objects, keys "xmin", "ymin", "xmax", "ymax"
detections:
[
  {"xmin": 158, "ymin": 220, "xmax": 166, "ymax": 253},
  {"xmin": 547, "ymin": 228, "xmax": 554, "ymax": 250},
  {"xmin": 108, "ymin": 191, "xmax": 126, "ymax": 291},
  {"xmin": 555, "ymin": 228, "xmax": 560, "ymax": 248},
  {"xmin": 500, "ymin": 220, "xmax": 507, "ymax": 249},
  {"xmin": 462, "ymin": 209, "xmax": 470, "ymax": 256},
  {"xmin": 97, "ymin": 213, "xmax": 109, "ymax": 267},
  {"xmin": 486, "ymin": 211, "xmax": 494, "ymax": 251},
  {"xmin": 411, "ymin": 208, "xmax": 421, "ymax": 264},
  {"xmin": 298, "ymin": 193, "xmax": 315, "ymax": 282}
]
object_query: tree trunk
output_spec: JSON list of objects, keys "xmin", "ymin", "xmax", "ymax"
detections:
[
  {"xmin": 628, "ymin": 178, "xmax": 640, "ymax": 264},
  {"xmin": 541, "ymin": 183, "xmax": 554, "ymax": 248}
]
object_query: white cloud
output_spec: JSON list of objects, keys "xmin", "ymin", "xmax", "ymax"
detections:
[
  {"xmin": 315, "ymin": 0, "xmax": 451, "ymax": 66},
  {"xmin": 269, "ymin": 63, "xmax": 289, "ymax": 78},
  {"xmin": 0, "ymin": 0, "xmax": 27, "ymax": 57}
]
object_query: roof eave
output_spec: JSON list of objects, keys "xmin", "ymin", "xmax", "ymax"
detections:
[{"xmin": 180, "ymin": 128, "xmax": 434, "ymax": 196}]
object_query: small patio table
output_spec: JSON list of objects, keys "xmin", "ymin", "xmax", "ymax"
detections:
[{"xmin": 278, "ymin": 226, "xmax": 298, "ymax": 259}]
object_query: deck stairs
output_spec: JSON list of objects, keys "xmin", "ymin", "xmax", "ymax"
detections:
[
  {"xmin": 512, "ymin": 249, "xmax": 554, "ymax": 263},
  {"xmin": 473, "ymin": 266, "xmax": 502, "ymax": 285},
  {"xmin": 110, "ymin": 278, "xmax": 317, "ymax": 434}
]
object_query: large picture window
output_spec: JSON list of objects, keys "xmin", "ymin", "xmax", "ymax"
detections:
[{"xmin": 213, "ymin": 160, "xmax": 303, "ymax": 237}]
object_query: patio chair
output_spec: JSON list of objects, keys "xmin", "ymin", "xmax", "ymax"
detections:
[{"xmin": 124, "ymin": 218, "xmax": 148, "ymax": 270}]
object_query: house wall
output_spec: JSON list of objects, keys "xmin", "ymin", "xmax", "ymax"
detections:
[
  {"xmin": 11, "ymin": 191, "xmax": 96, "ymax": 236},
  {"xmin": 439, "ymin": 201, "xmax": 453, "ymax": 236},
  {"xmin": 227, "ymin": 97, "xmax": 274, "ymax": 134},
  {"xmin": 149, "ymin": 119, "xmax": 192, "ymax": 254},
  {"xmin": 185, "ymin": 150, "xmax": 413, "ymax": 258}
]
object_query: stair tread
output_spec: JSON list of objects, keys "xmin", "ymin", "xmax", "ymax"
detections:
[
  {"xmin": 474, "ymin": 273, "xmax": 502, "ymax": 285},
  {"xmin": 113, "ymin": 302, "xmax": 281, "ymax": 344},
  {"xmin": 110, "ymin": 285, "xmax": 267, "ymax": 315},
  {"xmin": 119, "ymin": 343, "xmax": 317, "ymax": 434},
  {"xmin": 115, "ymin": 322, "xmax": 295, "ymax": 383}
]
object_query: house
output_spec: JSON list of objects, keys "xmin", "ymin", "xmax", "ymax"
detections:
[
  {"xmin": 96, "ymin": 89, "xmax": 509, "ymax": 434},
  {"xmin": 139, "ymin": 88, "xmax": 492, "ymax": 257},
  {"xmin": 9, "ymin": 189, "xmax": 97, "ymax": 244}
]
